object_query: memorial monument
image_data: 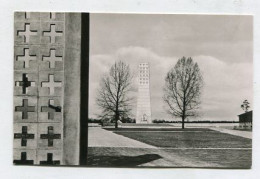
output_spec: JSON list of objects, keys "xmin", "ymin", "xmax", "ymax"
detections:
[{"xmin": 136, "ymin": 63, "xmax": 152, "ymax": 123}]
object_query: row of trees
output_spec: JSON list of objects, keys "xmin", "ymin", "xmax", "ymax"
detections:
[{"xmin": 96, "ymin": 57, "xmax": 204, "ymax": 129}]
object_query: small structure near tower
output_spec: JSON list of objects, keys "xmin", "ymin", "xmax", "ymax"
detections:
[
  {"xmin": 238, "ymin": 100, "xmax": 252, "ymax": 129},
  {"xmin": 238, "ymin": 111, "xmax": 252, "ymax": 129},
  {"xmin": 136, "ymin": 63, "xmax": 152, "ymax": 123}
]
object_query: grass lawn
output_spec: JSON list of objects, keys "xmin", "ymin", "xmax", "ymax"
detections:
[
  {"xmin": 88, "ymin": 128, "xmax": 252, "ymax": 168},
  {"xmin": 108, "ymin": 128, "xmax": 252, "ymax": 148}
]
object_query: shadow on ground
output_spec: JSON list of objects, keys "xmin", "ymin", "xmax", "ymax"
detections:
[{"xmin": 87, "ymin": 154, "xmax": 161, "ymax": 167}]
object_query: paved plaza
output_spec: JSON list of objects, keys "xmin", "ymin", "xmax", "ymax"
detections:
[{"xmin": 88, "ymin": 127, "xmax": 155, "ymax": 148}]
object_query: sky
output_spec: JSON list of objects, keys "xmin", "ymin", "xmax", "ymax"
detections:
[{"xmin": 89, "ymin": 14, "xmax": 253, "ymax": 121}]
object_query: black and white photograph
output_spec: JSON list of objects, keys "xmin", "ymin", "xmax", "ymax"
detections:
[
  {"xmin": 13, "ymin": 12, "xmax": 253, "ymax": 168},
  {"xmin": 88, "ymin": 13, "xmax": 253, "ymax": 168}
]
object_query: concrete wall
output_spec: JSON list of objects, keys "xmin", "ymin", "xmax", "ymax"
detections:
[
  {"xmin": 63, "ymin": 13, "xmax": 81, "ymax": 165},
  {"xmin": 13, "ymin": 12, "xmax": 82, "ymax": 165}
]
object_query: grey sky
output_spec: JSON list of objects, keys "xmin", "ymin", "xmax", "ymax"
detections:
[{"xmin": 89, "ymin": 14, "xmax": 253, "ymax": 121}]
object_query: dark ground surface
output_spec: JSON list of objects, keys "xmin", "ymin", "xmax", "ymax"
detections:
[
  {"xmin": 88, "ymin": 128, "xmax": 252, "ymax": 168},
  {"xmin": 87, "ymin": 147, "xmax": 251, "ymax": 168}
]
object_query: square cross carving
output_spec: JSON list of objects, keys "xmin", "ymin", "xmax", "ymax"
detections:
[
  {"xmin": 42, "ymin": 49, "xmax": 62, "ymax": 68},
  {"xmin": 17, "ymin": 23, "xmax": 37, "ymax": 43},
  {"xmin": 15, "ymin": 99, "xmax": 35, "ymax": 119},
  {"xmin": 13, "ymin": 152, "xmax": 34, "ymax": 165},
  {"xmin": 15, "ymin": 74, "xmax": 36, "ymax": 94},
  {"xmin": 41, "ymin": 99, "xmax": 61, "ymax": 120},
  {"xmin": 50, "ymin": 12, "xmax": 56, "ymax": 19},
  {"xmin": 40, "ymin": 126, "xmax": 61, "ymax": 147},
  {"xmin": 14, "ymin": 126, "xmax": 34, "ymax": 146},
  {"xmin": 41, "ymin": 74, "xmax": 62, "ymax": 95},
  {"xmin": 17, "ymin": 48, "xmax": 36, "ymax": 68},
  {"xmin": 43, "ymin": 24, "xmax": 63, "ymax": 43},
  {"xmin": 40, "ymin": 153, "xmax": 60, "ymax": 165},
  {"xmin": 25, "ymin": 12, "xmax": 30, "ymax": 19}
]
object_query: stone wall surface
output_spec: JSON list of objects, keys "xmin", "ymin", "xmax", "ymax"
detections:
[
  {"xmin": 63, "ymin": 13, "xmax": 81, "ymax": 165},
  {"xmin": 13, "ymin": 12, "xmax": 82, "ymax": 165}
]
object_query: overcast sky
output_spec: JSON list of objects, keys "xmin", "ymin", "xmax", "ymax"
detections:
[{"xmin": 89, "ymin": 14, "xmax": 253, "ymax": 121}]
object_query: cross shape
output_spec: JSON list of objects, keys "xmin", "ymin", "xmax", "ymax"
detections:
[
  {"xmin": 40, "ymin": 126, "xmax": 61, "ymax": 147},
  {"xmin": 42, "ymin": 49, "xmax": 62, "ymax": 68},
  {"xmin": 15, "ymin": 99, "xmax": 35, "ymax": 119},
  {"xmin": 41, "ymin": 99, "xmax": 61, "ymax": 120},
  {"xmin": 17, "ymin": 48, "xmax": 36, "ymax": 68},
  {"xmin": 25, "ymin": 12, "xmax": 30, "ymax": 19},
  {"xmin": 41, "ymin": 74, "xmax": 62, "ymax": 95},
  {"xmin": 14, "ymin": 126, "xmax": 34, "ymax": 146},
  {"xmin": 17, "ymin": 23, "xmax": 37, "ymax": 43},
  {"xmin": 50, "ymin": 12, "xmax": 56, "ymax": 19},
  {"xmin": 15, "ymin": 74, "xmax": 36, "ymax": 94},
  {"xmin": 43, "ymin": 24, "xmax": 63, "ymax": 43},
  {"xmin": 13, "ymin": 152, "xmax": 34, "ymax": 165},
  {"xmin": 40, "ymin": 153, "xmax": 60, "ymax": 165}
]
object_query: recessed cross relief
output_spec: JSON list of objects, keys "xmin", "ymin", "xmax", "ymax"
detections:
[
  {"xmin": 17, "ymin": 48, "xmax": 36, "ymax": 68},
  {"xmin": 25, "ymin": 12, "xmax": 30, "ymax": 19},
  {"xmin": 40, "ymin": 126, "xmax": 61, "ymax": 147},
  {"xmin": 43, "ymin": 24, "xmax": 63, "ymax": 43},
  {"xmin": 13, "ymin": 152, "xmax": 33, "ymax": 165},
  {"xmin": 42, "ymin": 49, "xmax": 62, "ymax": 68},
  {"xmin": 14, "ymin": 126, "xmax": 34, "ymax": 146},
  {"xmin": 15, "ymin": 99, "xmax": 35, "ymax": 119},
  {"xmin": 15, "ymin": 74, "xmax": 36, "ymax": 94},
  {"xmin": 41, "ymin": 74, "xmax": 62, "ymax": 95},
  {"xmin": 40, "ymin": 153, "xmax": 60, "ymax": 165},
  {"xmin": 17, "ymin": 23, "xmax": 37, "ymax": 43},
  {"xmin": 41, "ymin": 99, "xmax": 61, "ymax": 120},
  {"xmin": 50, "ymin": 12, "xmax": 56, "ymax": 19}
]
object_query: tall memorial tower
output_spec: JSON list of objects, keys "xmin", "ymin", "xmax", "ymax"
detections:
[{"xmin": 136, "ymin": 63, "xmax": 152, "ymax": 123}]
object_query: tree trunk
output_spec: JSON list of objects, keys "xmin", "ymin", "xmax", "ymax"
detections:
[
  {"xmin": 115, "ymin": 120, "xmax": 118, "ymax": 128},
  {"xmin": 115, "ymin": 113, "xmax": 119, "ymax": 129},
  {"xmin": 182, "ymin": 98, "xmax": 186, "ymax": 129},
  {"xmin": 182, "ymin": 115, "xmax": 185, "ymax": 129}
]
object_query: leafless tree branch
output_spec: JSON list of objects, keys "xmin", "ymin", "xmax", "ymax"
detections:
[
  {"xmin": 163, "ymin": 57, "xmax": 204, "ymax": 129},
  {"xmin": 96, "ymin": 61, "xmax": 133, "ymax": 128}
]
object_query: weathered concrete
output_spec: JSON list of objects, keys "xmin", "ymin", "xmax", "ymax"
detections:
[
  {"xmin": 14, "ymin": 12, "xmax": 83, "ymax": 166},
  {"xmin": 63, "ymin": 13, "xmax": 82, "ymax": 165},
  {"xmin": 14, "ymin": 12, "xmax": 65, "ymax": 165}
]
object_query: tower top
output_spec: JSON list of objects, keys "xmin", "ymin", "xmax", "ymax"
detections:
[{"xmin": 139, "ymin": 62, "xmax": 149, "ymax": 66}]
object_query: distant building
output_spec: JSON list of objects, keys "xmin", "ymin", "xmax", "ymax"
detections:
[
  {"xmin": 136, "ymin": 63, "xmax": 152, "ymax": 123},
  {"xmin": 238, "ymin": 111, "xmax": 252, "ymax": 128}
]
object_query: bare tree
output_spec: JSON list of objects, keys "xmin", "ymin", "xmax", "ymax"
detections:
[
  {"xmin": 96, "ymin": 61, "xmax": 133, "ymax": 128},
  {"xmin": 241, "ymin": 100, "xmax": 250, "ymax": 112},
  {"xmin": 163, "ymin": 57, "xmax": 203, "ymax": 129}
]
